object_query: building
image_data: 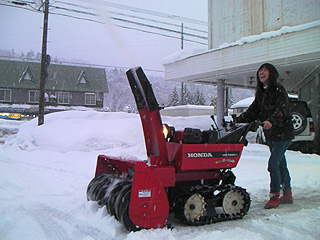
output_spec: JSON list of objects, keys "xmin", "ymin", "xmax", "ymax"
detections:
[
  {"xmin": 0, "ymin": 59, "xmax": 108, "ymax": 108},
  {"xmin": 160, "ymin": 105, "xmax": 214, "ymax": 117},
  {"xmin": 164, "ymin": 0, "xmax": 320, "ymax": 153}
]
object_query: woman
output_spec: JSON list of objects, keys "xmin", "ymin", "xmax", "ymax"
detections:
[{"xmin": 235, "ymin": 63, "xmax": 294, "ymax": 209}]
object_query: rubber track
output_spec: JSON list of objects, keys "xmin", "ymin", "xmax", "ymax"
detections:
[{"xmin": 174, "ymin": 184, "xmax": 251, "ymax": 226}]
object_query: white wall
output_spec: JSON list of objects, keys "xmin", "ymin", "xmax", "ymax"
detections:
[
  {"xmin": 160, "ymin": 105, "xmax": 214, "ymax": 117},
  {"xmin": 208, "ymin": 0, "xmax": 320, "ymax": 49}
]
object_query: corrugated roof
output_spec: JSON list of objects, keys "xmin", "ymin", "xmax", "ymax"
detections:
[{"xmin": 164, "ymin": 25, "xmax": 320, "ymax": 93}]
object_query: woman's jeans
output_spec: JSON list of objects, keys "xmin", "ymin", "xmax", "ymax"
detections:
[{"xmin": 267, "ymin": 140, "xmax": 292, "ymax": 193}]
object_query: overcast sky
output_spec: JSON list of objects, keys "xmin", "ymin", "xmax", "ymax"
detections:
[{"xmin": 0, "ymin": 0, "xmax": 208, "ymax": 73}]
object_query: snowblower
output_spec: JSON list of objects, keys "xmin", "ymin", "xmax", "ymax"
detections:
[{"xmin": 87, "ymin": 67, "xmax": 258, "ymax": 231}]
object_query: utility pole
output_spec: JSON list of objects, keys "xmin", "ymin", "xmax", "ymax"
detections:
[
  {"xmin": 38, "ymin": 0, "xmax": 50, "ymax": 126},
  {"xmin": 180, "ymin": 23, "xmax": 184, "ymax": 105},
  {"xmin": 181, "ymin": 23, "xmax": 184, "ymax": 50},
  {"xmin": 225, "ymin": 87, "xmax": 229, "ymax": 116}
]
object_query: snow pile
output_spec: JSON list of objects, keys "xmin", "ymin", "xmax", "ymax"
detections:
[
  {"xmin": 1, "ymin": 110, "xmax": 320, "ymax": 240},
  {"xmin": 162, "ymin": 47, "xmax": 207, "ymax": 65},
  {"xmin": 230, "ymin": 97, "xmax": 254, "ymax": 109}
]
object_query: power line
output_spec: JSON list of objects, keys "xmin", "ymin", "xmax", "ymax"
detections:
[
  {"xmin": 48, "ymin": 3, "xmax": 208, "ymax": 40},
  {"xmin": 1, "ymin": 0, "xmax": 208, "ymax": 43},
  {"xmin": 0, "ymin": 0, "xmax": 42, "ymax": 10},
  {"xmin": 111, "ymin": 16, "xmax": 207, "ymax": 40},
  {"xmin": 79, "ymin": 0, "xmax": 208, "ymax": 26},
  {"xmin": 52, "ymin": 0, "xmax": 208, "ymax": 34},
  {"xmin": 48, "ymin": 11, "xmax": 207, "ymax": 45},
  {"xmin": 48, "ymin": 2, "xmax": 208, "ymax": 44},
  {"xmin": 0, "ymin": 2, "xmax": 37, "ymax": 11},
  {"xmin": 117, "ymin": 24, "xmax": 207, "ymax": 45},
  {"xmin": 49, "ymin": 4, "xmax": 207, "ymax": 39},
  {"xmin": 107, "ymin": 10, "xmax": 208, "ymax": 34}
]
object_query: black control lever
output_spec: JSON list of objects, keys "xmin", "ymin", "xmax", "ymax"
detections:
[
  {"xmin": 222, "ymin": 118, "xmax": 227, "ymax": 127},
  {"xmin": 210, "ymin": 115, "xmax": 221, "ymax": 139}
]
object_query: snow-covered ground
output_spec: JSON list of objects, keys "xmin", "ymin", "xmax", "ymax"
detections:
[{"xmin": 1, "ymin": 110, "xmax": 319, "ymax": 240}]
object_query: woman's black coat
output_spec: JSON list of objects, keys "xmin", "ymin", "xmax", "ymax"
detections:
[{"xmin": 236, "ymin": 82, "xmax": 294, "ymax": 142}]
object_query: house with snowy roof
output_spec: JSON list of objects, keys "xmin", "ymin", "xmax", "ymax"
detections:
[{"xmin": 0, "ymin": 59, "xmax": 108, "ymax": 108}]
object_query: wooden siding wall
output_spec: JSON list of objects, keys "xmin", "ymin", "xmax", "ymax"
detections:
[{"xmin": 209, "ymin": 0, "xmax": 320, "ymax": 49}]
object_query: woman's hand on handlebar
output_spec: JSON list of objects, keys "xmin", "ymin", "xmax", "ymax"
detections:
[{"xmin": 262, "ymin": 120, "xmax": 272, "ymax": 130}]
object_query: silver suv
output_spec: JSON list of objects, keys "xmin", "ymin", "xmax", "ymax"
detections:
[{"xmin": 256, "ymin": 99, "xmax": 315, "ymax": 153}]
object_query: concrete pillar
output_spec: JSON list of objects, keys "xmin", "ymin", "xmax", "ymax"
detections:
[
  {"xmin": 217, "ymin": 79, "xmax": 225, "ymax": 126},
  {"xmin": 314, "ymin": 73, "xmax": 320, "ymax": 154}
]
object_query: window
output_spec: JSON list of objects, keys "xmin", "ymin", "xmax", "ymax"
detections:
[
  {"xmin": 24, "ymin": 72, "xmax": 32, "ymax": 80},
  {"xmin": 77, "ymin": 71, "xmax": 89, "ymax": 85},
  {"xmin": 0, "ymin": 89, "xmax": 11, "ymax": 102},
  {"xmin": 29, "ymin": 90, "xmax": 40, "ymax": 103},
  {"xmin": 79, "ymin": 76, "xmax": 86, "ymax": 84},
  {"xmin": 58, "ymin": 92, "xmax": 69, "ymax": 104},
  {"xmin": 85, "ymin": 93, "xmax": 96, "ymax": 105},
  {"xmin": 19, "ymin": 67, "xmax": 35, "ymax": 82}
]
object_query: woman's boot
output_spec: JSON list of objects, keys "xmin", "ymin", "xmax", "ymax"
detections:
[
  {"xmin": 264, "ymin": 192, "xmax": 280, "ymax": 209},
  {"xmin": 280, "ymin": 190, "xmax": 293, "ymax": 204}
]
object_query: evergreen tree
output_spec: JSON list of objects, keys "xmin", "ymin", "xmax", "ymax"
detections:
[
  {"xmin": 194, "ymin": 88, "xmax": 206, "ymax": 105},
  {"xmin": 25, "ymin": 49, "xmax": 35, "ymax": 59},
  {"xmin": 111, "ymin": 93, "xmax": 118, "ymax": 112},
  {"xmin": 228, "ymin": 97, "xmax": 235, "ymax": 109},
  {"xmin": 124, "ymin": 104, "xmax": 132, "ymax": 113},
  {"xmin": 35, "ymin": 53, "xmax": 41, "ymax": 61},
  {"xmin": 181, "ymin": 85, "xmax": 194, "ymax": 105},
  {"xmin": 210, "ymin": 96, "xmax": 217, "ymax": 106},
  {"xmin": 53, "ymin": 56, "xmax": 59, "ymax": 62},
  {"xmin": 167, "ymin": 87, "xmax": 180, "ymax": 106}
]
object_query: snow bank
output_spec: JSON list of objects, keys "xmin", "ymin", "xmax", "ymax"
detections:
[
  {"xmin": 230, "ymin": 97, "xmax": 254, "ymax": 109},
  {"xmin": 162, "ymin": 47, "xmax": 206, "ymax": 66}
]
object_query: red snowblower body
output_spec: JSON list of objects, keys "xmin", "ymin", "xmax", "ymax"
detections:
[{"xmin": 87, "ymin": 67, "xmax": 257, "ymax": 231}]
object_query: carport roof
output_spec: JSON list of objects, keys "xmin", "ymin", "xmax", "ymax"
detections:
[{"xmin": 164, "ymin": 21, "xmax": 320, "ymax": 93}]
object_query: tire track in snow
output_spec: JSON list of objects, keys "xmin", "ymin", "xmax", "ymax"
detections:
[
  {"xmin": 29, "ymin": 207, "xmax": 70, "ymax": 240},
  {"xmin": 168, "ymin": 192, "xmax": 320, "ymax": 239},
  {"xmin": 244, "ymin": 193, "xmax": 320, "ymax": 239},
  {"xmin": 249, "ymin": 193, "xmax": 320, "ymax": 214},
  {"xmin": 27, "ymin": 202, "xmax": 117, "ymax": 240}
]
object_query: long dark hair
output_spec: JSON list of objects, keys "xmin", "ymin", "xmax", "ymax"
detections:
[{"xmin": 256, "ymin": 63, "xmax": 279, "ymax": 96}]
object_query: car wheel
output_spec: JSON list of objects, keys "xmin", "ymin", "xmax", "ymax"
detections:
[{"xmin": 291, "ymin": 112, "xmax": 307, "ymax": 135}]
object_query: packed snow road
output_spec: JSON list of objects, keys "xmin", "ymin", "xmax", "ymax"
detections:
[{"xmin": 1, "ymin": 111, "xmax": 319, "ymax": 240}]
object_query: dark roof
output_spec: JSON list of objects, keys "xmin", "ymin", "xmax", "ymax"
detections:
[{"xmin": 0, "ymin": 60, "xmax": 108, "ymax": 93}]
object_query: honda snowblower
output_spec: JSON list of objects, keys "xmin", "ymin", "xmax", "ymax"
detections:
[{"xmin": 87, "ymin": 67, "xmax": 258, "ymax": 231}]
